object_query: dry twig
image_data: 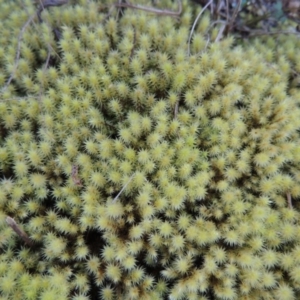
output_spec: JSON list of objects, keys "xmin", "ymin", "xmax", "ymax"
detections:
[
  {"xmin": 113, "ymin": 0, "xmax": 182, "ymax": 17},
  {"xmin": 1, "ymin": 14, "xmax": 35, "ymax": 94},
  {"xmin": 246, "ymin": 29, "xmax": 300, "ymax": 37},
  {"xmin": 187, "ymin": 0, "xmax": 213, "ymax": 56},
  {"xmin": 174, "ymin": 100, "xmax": 179, "ymax": 118},
  {"xmin": 129, "ymin": 28, "xmax": 137, "ymax": 60},
  {"xmin": 287, "ymin": 192, "xmax": 293, "ymax": 209},
  {"xmin": 204, "ymin": 19, "xmax": 228, "ymax": 45},
  {"xmin": 71, "ymin": 165, "xmax": 82, "ymax": 187},
  {"xmin": 227, "ymin": 0, "xmax": 241, "ymax": 32},
  {"xmin": 37, "ymin": 0, "xmax": 69, "ymax": 22},
  {"xmin": 1, "ymin": 0, "xmax": 64, "ymax": 95},
  {"xmin": 113, "ymin": 173, "xmax": 135, "ymax": 203},
  {"xmin": 6, "ymin": 216, "xmax": 33, "ymax": 246}
]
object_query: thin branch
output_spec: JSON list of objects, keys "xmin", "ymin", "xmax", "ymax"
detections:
[
  {"xmin": 71, "ymin": 165, "xmax": 82, "ymax": 187},
  {"xmin": 1, "ymin": 0, "xmax": 63, "ymax": 95},
  {"xmin": 1, "ymin": 13, "xmax": 35, "ymax": 94},
  {"xmin": 216, "ymin": 0, "xmax": 223, "ymax": 15},
  {"xmin": 287, "ymin": 192, "xmax": 293, "ymax": 209},
  {"xmin": 247, "ymin": 29, "xmax": 300, "ymax": 37},
  {"xmin": 37, "ymin": 45, "xmax": 52, "ymax": 101},
  {"xmin": 227, "ymin": 0, "xmax": 241, "ymax": 31},
  {"xmin": 113, "ymin": 173, "xmax": 135, "ymax": 203},
  {"xmin": 37, "ymin": 0, "xmax": 69, "ymax": 23},
  {"xmin": 129, "ymin": 28, "xmax": 137, "ymax": 60},
  {"xmin": 225, "ymin": 0, "xmax": 229, "ymax": 23},
  {"xmin": 113, "ymin": 0, "xmax": 182, "ymax": 17},
  {"xmin": 115, "ymin": 0, "xmax": 125, "ymax": 19},
  {"xmin": 214, "ymin": 22, "xmax": 227, "ymax": 42},
  {"xmin": 187, "ymin": 0, "xmax": 213, "ymax": 56},
  {"xmin": 205, "ymin": 20, "xmax": 228, "ymax": 35},
  {"xmin": 6, "ymin": 216, "xmax": 33, "ymax": 246},
  {"xmin": 44, "ymin": 48, "xmax": 52, "ymax": 70},
  {"xmin": 174, "ymin": 101, "xmax": 179, "ymax": 118},
  {"xmin": 203, "ymin": 37, "xmax": 210, "ymax": 51}
]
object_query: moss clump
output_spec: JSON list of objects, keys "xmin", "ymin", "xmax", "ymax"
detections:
[{"xmin": 1, "ymin": 0, "xmax": 300, "ymax": 299}]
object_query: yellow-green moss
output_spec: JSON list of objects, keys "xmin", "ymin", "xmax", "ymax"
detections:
[{"xmin": 1, "ymin": 0, "xmax": 300, "ymax": 299}]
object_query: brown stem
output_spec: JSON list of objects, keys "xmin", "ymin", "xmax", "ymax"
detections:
[
  {"xmin": 188, "ymin": 0, "xmax": 213, "ymax": 55},
  {"xmin": 6, "ymin": 216, "xmax": 33, "ymax": 246},
  {"xmin": 287, "ymin": 192, "xmax": 293, "ymax": 209},
  {"xmin": 113, "ymin": 0, "xmax": 182, "ymax": 17}
]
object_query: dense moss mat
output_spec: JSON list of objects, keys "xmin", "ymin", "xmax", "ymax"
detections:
[{"xmin": 1, "ymin": 0, "xmax": 300, "ymax": 299}]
